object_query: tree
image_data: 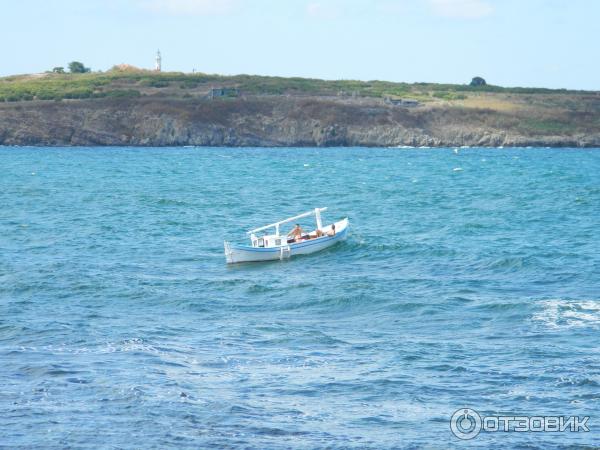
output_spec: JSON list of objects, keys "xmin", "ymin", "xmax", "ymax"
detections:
[
  {"xmin": 52, "ymin": 67, "xmax": 65, "ymax": 74},
  {"xmin": 68, "ymin": 61, "xmax": 91, "ymax": 74},
  {"xmin": 470, "ymin": 76, "xmax": 486, "ymax": 87}
]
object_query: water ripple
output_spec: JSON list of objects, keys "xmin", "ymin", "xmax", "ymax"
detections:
[{"xmin": 0, "ymin": 146, "xmax": 599, "ymax": 448}]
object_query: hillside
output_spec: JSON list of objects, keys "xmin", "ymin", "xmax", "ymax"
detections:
[{"xmin": 1, "ymin": 70, "xmax": 599, "ymax": 147}]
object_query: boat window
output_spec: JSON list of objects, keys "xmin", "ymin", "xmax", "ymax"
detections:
[
  {"xmin": 275, "ymin": 239, "xmax": 281, "ymax": 246},
  {"xmin": 257, "ymin": 238, "xmax": 264, "ymax": 247}
]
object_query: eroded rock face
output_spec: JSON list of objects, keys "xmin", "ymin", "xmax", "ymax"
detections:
[{"xmin": 0, "ymin": 96, "xmax": 598, "ymax": 147}]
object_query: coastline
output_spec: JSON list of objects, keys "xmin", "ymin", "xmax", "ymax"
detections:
[{"xmin": 1, "ymin": 92, "xmax": 599, "ymax": 149}]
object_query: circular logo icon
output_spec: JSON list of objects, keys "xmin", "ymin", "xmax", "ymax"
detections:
[{"xmin": 450, "ymin": 408, "xmax": 482, "ymax": 440}]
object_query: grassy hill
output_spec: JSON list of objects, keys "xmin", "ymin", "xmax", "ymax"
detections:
[{"xmin": 1, "ymin": 69, "xmax": 596, "ymax": 103}]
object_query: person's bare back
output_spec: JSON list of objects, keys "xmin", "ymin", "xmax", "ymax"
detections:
[{"xmin": 287, "ymin": 224, "xmax": 303, "ymax": 242}]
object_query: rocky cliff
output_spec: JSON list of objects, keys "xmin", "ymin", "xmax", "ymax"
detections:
[{"xmin": 1, "ymin": 95, "xmax": 598, "ymax": 147}]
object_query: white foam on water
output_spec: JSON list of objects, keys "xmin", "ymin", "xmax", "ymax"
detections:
[
  {"xmin": 453, "ymin": 167, "xmax": 463, "ymax": 172},
  {"xmin": 17, "ymin": 338, "xmax": 168, "ymax": 356},
  {"xmin": 532, "ymin": 299, "xmax": 600, "ymax": 330}
]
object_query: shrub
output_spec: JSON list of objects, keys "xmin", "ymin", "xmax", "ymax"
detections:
[
  {"xmin": 104, "ymin": 89, "xmax": 141, "ymax": 98},
  {"xmin": 69, "ymin": 61, "xmax": 91, "ymax": 74},
  {"xmin": 180, "ymin": 81, "xmax": 199, "ymax": 89},
  {"xmin": 140, "ymin": 79, "xmax": 170, "ymax": 88}
]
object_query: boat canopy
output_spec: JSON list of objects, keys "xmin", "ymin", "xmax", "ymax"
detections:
[{"xmin": 247, "ymin": 207, "xmax": 327, "ymax": 236}]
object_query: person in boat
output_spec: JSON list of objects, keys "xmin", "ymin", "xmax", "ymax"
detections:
[
  {"xmin": 327, "ymin": 224, "xmax": 336, "ymax": 237},
  {"xmin": 287, "ymin": 224, "xmax": 303, "ymax": 242},
  {"xmin": 311, "ymin": 229, "xmax": 324, "ymax": 239}
]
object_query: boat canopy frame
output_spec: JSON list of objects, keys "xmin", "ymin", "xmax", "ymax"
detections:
[{"xmin": 247, "ymin": 207, "xmax": 327, "ymax": 237}]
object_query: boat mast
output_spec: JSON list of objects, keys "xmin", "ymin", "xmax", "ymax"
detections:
[{"xmin": 315, "ymin": 208, "xmax": 323, "ymax": 230}]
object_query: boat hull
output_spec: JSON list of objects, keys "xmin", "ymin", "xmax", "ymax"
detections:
[{"xmin": 224, "ymin": 218, "xmax": 348, "ymax": 264}]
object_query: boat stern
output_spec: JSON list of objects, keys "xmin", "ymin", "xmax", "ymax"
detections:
[{"xmin": 224, "ymin": 241, "xmax": 234, "ymax": 264}]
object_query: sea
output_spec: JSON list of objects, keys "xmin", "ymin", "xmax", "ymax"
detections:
[{"xmin": 1, "ymin": 146, "xmax": 599, "ymax": 449}]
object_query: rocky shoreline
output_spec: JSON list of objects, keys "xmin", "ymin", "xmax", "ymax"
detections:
[{"xmin": 1, "ymin": 95, "xmax": 598, "ymax": 148}]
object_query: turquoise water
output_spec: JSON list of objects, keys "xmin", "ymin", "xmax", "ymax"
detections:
[{"xmin": 1, "ymin": 146, "xmax": 599, "ymax": 448}]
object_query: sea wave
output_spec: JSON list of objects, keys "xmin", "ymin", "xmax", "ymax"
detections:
[{"xmin": 532, "ymin": 299, "xmax": 600, "ymax": 330}]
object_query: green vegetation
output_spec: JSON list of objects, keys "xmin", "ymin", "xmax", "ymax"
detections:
[
  {"xmin": 68, "ymin": 61, "xmax": 91, "ymax": 74},
  {"xmin": 432, "ymin": 91, "xmax": 468, "ymax": 101},
  {"xmin": 0, "ymin": 73, "xmax": 143, "ymax": 101},
  {"xmin": 0, "ymin": 69, "xmax": 594, "ymax": 103},
  {"xmin": 520, "ymin": 118, "xmax": 576, "ymax": 134},
  {"xmin": 470, "ymin": 76, "xmax": 486, "ymax": 87}
]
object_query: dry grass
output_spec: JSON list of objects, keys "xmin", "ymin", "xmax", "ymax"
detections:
[{"xmin": 452, "ymin": 94, "xmax": 524, "ymax": 112}]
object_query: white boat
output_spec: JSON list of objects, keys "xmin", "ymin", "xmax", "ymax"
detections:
[{"xmin": 224, "ymin": 207, "xmax": 349, "ymax": 264}]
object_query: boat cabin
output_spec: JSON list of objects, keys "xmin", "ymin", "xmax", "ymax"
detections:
[{"xmin": 250, "ymin": 234, "xmax": 284, "ymax": 248}]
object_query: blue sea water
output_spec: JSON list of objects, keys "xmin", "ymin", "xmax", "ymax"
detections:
[{"xmin": 1, "ymin": 146, "xmax": 599, "ymax": 449}]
